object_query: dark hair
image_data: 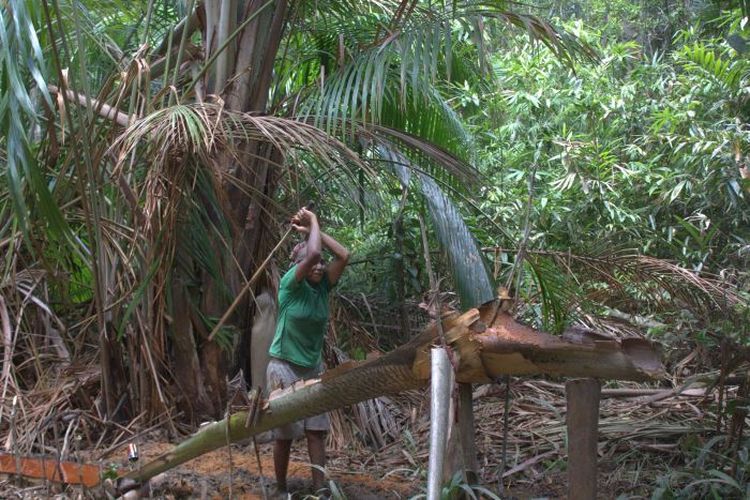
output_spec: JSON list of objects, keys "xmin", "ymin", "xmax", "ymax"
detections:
[
  {"xmin": 290, "ymin": 240, "xmax": 326, "ymax": 266},
  {"xmin": 290, "ymin": 241, "xmax": 307, "ymax": 264}
]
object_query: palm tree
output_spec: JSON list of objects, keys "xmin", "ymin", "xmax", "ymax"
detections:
[{"xmin": 2, "ymin": 0, "xmax": 590, "ymax": 423}]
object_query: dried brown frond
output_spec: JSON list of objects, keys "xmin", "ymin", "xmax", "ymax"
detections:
[
  {"xmin": 517, "ymin": 247, "xmax": 745, "ymax": 320},
  {"xmin": 107, "ymin": 102, "xmax": 368, "ymax": 241}
]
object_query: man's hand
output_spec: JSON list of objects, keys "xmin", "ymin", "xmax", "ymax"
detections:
[
  {"xmin": 291, "ymin": 208, "xmax": 316, "ymax": 234},
  {"xmin": 291, "ymin": 223, "xmax": 310, "ymax": 235}
]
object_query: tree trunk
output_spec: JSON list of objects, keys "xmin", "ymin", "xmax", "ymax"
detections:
[
  {"xmin": 171, "ymin": 273, "xmax": 214, "ymax": 421},
  {"xmin": 458, "ymin": 383, "xmax": 478, "ymax": 484},
  {"xmin": 392, "ymin": 209, "xmax": 411, "ymax": 342},
  {"xmin": 169, "ymin": 0, "xmax": 290, "ymax": 420}
]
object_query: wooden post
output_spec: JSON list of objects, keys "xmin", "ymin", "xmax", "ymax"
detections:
[
  {"xmin": 427, "ymin": 347, "xmax": 453, "ymax": 500},
  {"xmin": 458, "ymin": 383, "xmax": 478, "ymax": 484},
  {"xmin": 565, "ymin": 378, "xmax": 601, "ymax": 500}
]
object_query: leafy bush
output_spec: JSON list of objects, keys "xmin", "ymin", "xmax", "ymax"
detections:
[{"xmin": 652, "ymin": 437, "xmax": 750, "ymax": 499}]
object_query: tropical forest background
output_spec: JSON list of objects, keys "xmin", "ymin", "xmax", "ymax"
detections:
[{"xmin": 1, "ymin": 0, "xmax": 750, "ymax": 497}]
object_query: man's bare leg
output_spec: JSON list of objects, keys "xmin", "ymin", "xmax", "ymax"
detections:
[
  {"xmin": 306, "ymin": 430, "xmax": 327, "ymax": 491},
  {"xmin": 273, "ymin": 439, "xmax": 293, "ymax": 492}
]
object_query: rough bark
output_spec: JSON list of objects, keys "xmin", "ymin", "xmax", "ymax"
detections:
[
  {"xmin": 225, "ymin": 0, "xmax": 288, "ymax": 112},
  {"xmin": 459, "ymin": 382, "xmax": 478, "ymax": 484},
  {"xmin": 185, "ymin": 0, "xmax": 289, "ymax": 418},
  {"xmin": 171, "ymin": 273, "xmax": 214, "ymax": 421}
]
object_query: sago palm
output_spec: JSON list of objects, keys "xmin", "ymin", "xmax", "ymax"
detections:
[{"xmin": 1, "ymin": 0, "xmax": 588, "ymax": 423}]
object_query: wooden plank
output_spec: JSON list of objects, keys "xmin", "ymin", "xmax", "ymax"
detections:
[
  {"xmin": 0, "ymin": 454, "xmax": 103, "ymax": 487},
  {"xmin": 566, "ymin": 378, "xmax": 601, "ymax": 500},
  {"xmin": 458, "ymin": 383, "xmax": 478, "ymax": 484}
]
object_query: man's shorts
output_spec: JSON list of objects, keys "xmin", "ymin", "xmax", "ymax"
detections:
[{"xmin": 266, "ymin": 357, "xmax": 330, "ymax": 440}]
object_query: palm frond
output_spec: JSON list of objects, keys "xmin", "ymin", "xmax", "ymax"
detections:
[
  {"xmin": 420, "ymin": 171, "xmax": 494, "ymax": 307},
  {"xmin": 108, "ymin": 102, "xmax": 368, "ymax": 252},
  {"xmin": 0, "ymin": 0, "xmax": 73, "ymax": 252},
  {"xmin": 376, "ymin": 145, "xmax": 494, "ymax": 308},
  {"xmin": 175, "ymin": 168, "xmax": 233, "ymax": 302},
  {"xmin": 525, "ymin": 254, "xmax": 578, "ymax": 333},
  {"xmin": 522, "ymin": 247, "xmax": 744, "ymax": 323},
  {"xmin": 307, "ymin": 114, "xmax": 480, "ymax": 188},
  {"xmin": 465, "ymin": 5, "xmax": 597, "ymax": 63},
  {"xmin": 281, "ymin": 0, "xmax": 593, "ymax": 129},
  {"xmin": 288, "ymin": 113, "xmax": 479, "ymax": 202},
  {"xmin": 111, "ymin": 103, "xmax": 363, "ymax": 168}
]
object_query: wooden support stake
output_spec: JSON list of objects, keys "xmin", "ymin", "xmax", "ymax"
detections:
[
  {"xmin": 427, "ymin": 347, "xmax": 453, "ymax": 500},
  {"xmin": 458, "ymin": 383, "xmax": 478, "ymax": 484},
  {"xmin": 565, "ymin": 378, "xmax": 601, "ymax": 500}
]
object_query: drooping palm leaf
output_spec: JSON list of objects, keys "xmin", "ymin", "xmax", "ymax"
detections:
[
  {"xmin": 376, "ymin": 145, "xmax": 494, "ymax": 308},
  {"xmin": 419, "ymin": 171, "xmax": 495, "ymax": 307},
  {"xmin": 0, "ymin": 0, "xmax": 72, "ymax": 251}
]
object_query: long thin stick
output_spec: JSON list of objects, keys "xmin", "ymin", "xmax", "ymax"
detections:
[
  {"xmin": 207, "ymin": 226, "xmax": 293, "ymax": 342},
  {"xmin": 208, "ymin": 202, "xmax": 313, "ymax": 342},
  {"xmin": 224, "ymin": 401, "xmax": 234, "ymax": 499}
]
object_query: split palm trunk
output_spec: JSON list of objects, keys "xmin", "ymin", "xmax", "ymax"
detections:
[{"xmin": 123, "ymin": 300, "xmax": 663, "ymax": 485}]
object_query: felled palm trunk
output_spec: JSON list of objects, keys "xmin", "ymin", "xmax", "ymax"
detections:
[{"xmin": 123, "ymin": 301, "xmax": 663, "ymax": 486}]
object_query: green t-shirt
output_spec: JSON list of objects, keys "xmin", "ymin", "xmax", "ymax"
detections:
[{"xmin": 268, "ymin": 264, "xmax": 332, "ymax": 368}]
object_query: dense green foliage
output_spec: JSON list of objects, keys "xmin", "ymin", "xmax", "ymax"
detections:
[
  {"xmin": 1, "ymin": 0, "xmax": 749, "ymax": 496},
  {"xmin": 334, "ymin": 6, "xmax": 750, "ymax": 495},
  {"xmin": 472, "ymin": 18, "xmax": 750, "ymax": 269},
  {"xmin": 341, "ymin": 6, "xmax": 750, "ymax": 335}
]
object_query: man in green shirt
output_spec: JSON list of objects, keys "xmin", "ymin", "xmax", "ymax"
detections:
[{"xmin": 267, "ymin": 207, "xmax": 349, "ymax": 495}]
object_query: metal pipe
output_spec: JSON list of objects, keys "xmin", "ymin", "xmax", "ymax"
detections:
[{"xmin": 427, "ymin": 347, "xmax": 453, "ymax": 500}]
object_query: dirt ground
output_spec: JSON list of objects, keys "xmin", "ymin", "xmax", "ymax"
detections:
[
  {"xmin": 100, "ymin": 440, "xmax": 628, "ymax": 499},
  {"xmin": 110, "ymin": 440, "xmax": 422, "ymax": 499},
  {"xmin": 2, "ymin": 389, "xmax": 678, "ymax": 499}
]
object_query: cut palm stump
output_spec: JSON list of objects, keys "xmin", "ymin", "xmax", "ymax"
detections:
[{"xmin": 121, "ymin": 300, "xmax": 663, "ymax": 491}]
